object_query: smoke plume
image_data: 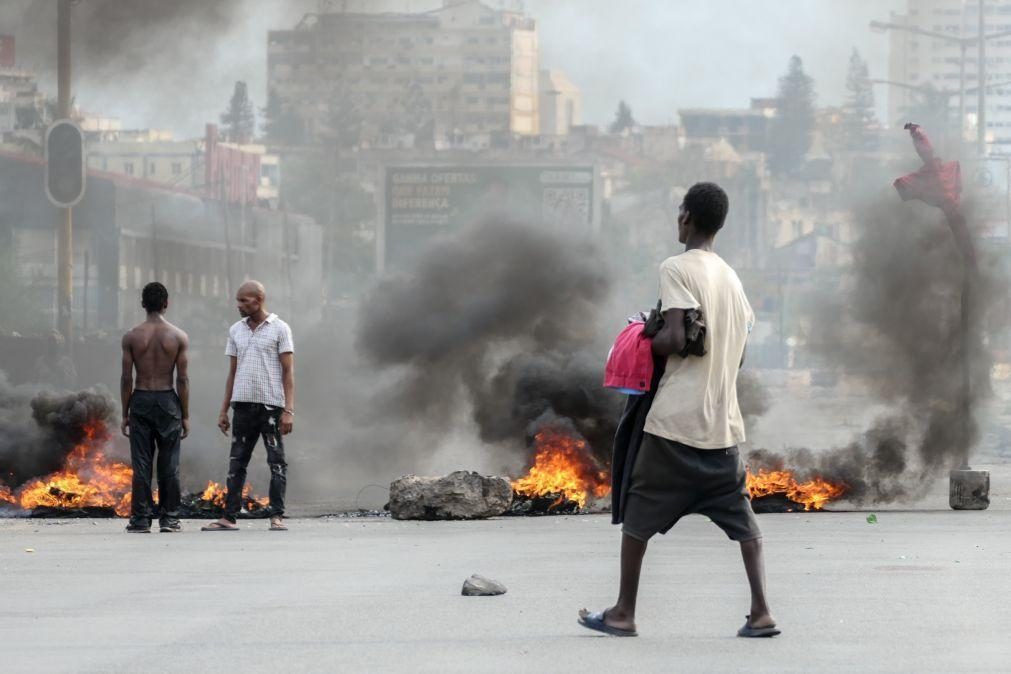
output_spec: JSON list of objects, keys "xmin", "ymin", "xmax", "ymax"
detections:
[
  {"xmin": 356, "ymin": 219, "xmax": 620, "ymax": 463},
  {"xmin": 0, "ymin": 371, "xmax": 116, "ymax": 486},
  {"xmin": 1, "ymin": 0, "xmax": 307, "ymax": 136},
  {"xmin": 749, "ymin": 197, "xmax": 1009, "ymax": 503}
]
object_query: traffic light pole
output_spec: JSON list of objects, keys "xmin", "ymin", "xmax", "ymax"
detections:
[{"xmin": 56, "ymin": 0, "xmax": 73, "ymax": 344}]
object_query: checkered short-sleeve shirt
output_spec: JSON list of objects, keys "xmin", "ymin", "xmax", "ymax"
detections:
[{"xmin": 226, "ymin": 313, "xmax": 294, "ymax": 408}]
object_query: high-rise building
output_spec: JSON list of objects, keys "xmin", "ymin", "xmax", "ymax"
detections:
[
  {"xmin": 538, "ymin": 69, "xmax": 581, "ymax": 136},
  {"xmin": 267, "ymin": 0, "xmax": 539, "ymax": 149},
  {"xmin": 886, "ymin": 0, "xmax": 1011, "ymax": 149}
]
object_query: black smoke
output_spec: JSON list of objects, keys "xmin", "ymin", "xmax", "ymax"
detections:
[
  {"xmin": 749, "ymin": 196, "xmax": 1009, "ymax": 503},
  {"xmin": 356, "ymin": 219, "xmax": 621, "ymax": 462},
  {"xmin": 0, "ymin": 371, "xmax": 116, "ymax": 486},
  {"xmin": 0, "ymin": 0, "xmax": 292, "ymax": 135}
]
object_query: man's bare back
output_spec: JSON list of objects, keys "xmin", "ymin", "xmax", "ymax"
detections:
[
  {"xmin": 121, "ymin": 316, "xmax": 190, "ymax": 437},
  {"xmin": 124, "ymin": 319, "xmax": 187, "ymax": 390}
]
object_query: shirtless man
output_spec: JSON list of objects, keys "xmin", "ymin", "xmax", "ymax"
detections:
[{"xmin": 120, "ymin": 282, "xmax": 190, "ymax": 533}]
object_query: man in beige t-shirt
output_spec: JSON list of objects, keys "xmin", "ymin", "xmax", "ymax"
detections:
[{"xmin": 579, "ymin": 182, "xmax": 778, "ymax": 639}]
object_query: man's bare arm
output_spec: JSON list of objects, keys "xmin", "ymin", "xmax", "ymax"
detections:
[
  {"xmin": 651, "ymin": 308, "xmax": 687, "ymax": 358},
  {"xmin": 218, "ymin": 356, "xmax": 237, "ymax": 435},
  {"xmin": 120, "ymin": 334, "xmax": 134, "ymax": 437},
  {"xmin": 176, "ymin": 331, "xmax": 191, "ymax": 438},
  {"xmin": 279, "ymin": 352, "xmax": 295, "ymax": 435}
]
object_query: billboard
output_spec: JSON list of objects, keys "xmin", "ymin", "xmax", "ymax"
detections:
[{"xmin": 380, "ymin": 164, "xmax": 597, "ymax": 269}]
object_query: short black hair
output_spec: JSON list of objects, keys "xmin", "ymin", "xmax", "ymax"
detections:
[
  {"xmin": 683, "ymin": 182, "xmax": 729, "ymax": 236},
  {"xmin": 141, "ymin": 282, "xmax": 168, "ymax": 312}
]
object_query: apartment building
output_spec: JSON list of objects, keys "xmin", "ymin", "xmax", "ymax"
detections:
[
  {"xmin": 267, "ymin": 0, "xmax": 540, "ymax": 149},
  {"xmin": 886, "ymin": 0, "xmax": 1011, "ymax": 149}
]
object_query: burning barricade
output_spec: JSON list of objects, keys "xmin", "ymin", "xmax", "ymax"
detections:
[
  {"xmin": 0, "ymin": 390, "xmax": 268, "ymax": 519},
  {"xmin": 509, "ymin": 425, "xmax": 610, "ymax": 515}
]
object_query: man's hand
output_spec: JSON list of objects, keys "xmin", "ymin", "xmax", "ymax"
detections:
[
  {"xmin": 218, "ymin": 412, "xmax": 230, "ymax": 436},
  {"xmin": 120, "ymin": 417, "xmax": 130, "ymax": 438},
  {"xmin": 279, "ymin": 411, "xmax": 294, "ymax": 436},
  {"xmin": 181, "ymin": 418, "xmax": 191, "ymax": 439}
]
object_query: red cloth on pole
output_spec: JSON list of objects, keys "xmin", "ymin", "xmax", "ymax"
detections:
[
  {"xmin": 893, "ymin": 124, "xmax": 975, "ymax": 266},
  {"xmin": 893, "ymin": 125, "xmax": 962, "ymax": 209}
]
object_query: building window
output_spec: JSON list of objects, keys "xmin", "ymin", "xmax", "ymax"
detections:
[
  {"xmin": 119, "ymin": 265, "xmax": 127, "ymax": 291},
  {"xmin": 186, "ymin": 273, "xmax": 193, "ymax": 295},
  {"xmin": 172, "ymin": 162, "xmax": 182, "ymax": 176},
  {"xmin": 134, "ymin": 266, "xmax": 142, "ymax": 289},
  {"xmin": 175, "ymin": 271, "xmax": 182, "ymax": 293},
  {"xmin": 212, "ymin": 275, "xmax": 220, "ymax": 297},
  {"xmin": 149, "ymin": 162, "xmax": 157, "ymax": 175},
  {"xmin": 124, "ymin": 162, "xmax": 135, "ymax": 176}
]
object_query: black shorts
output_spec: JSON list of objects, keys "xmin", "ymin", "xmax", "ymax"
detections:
[{"xmin": 622, "ymin": 432, "xmax": 761, "ymax": 542}]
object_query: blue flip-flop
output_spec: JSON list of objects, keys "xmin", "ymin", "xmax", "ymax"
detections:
[
  {"xmin": 737, "ymin": 615, "xmax": 781, "ymax": 638},
  {"xmin": 577, "ymin": 610, "xmax": 638, "ymax": 637}
]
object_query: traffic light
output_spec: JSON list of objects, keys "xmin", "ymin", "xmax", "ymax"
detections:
[{"xmin": 45, "ymin": 119, "xmax": 86, "ymax": 207}]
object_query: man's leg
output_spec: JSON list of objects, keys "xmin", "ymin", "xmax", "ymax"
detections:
[
  {"xmin": 609, "ymin": 533, "xmax": 648, "ymax": 628},
  {"xmin": 154, "ymin": 403, "xmax": 183, "ymax": 530},
  {"xmin": 579, "ymin": 533, "xmax": 647, "ymax": 631},
  {"xmin": 128, "ymin": 411, "xmax": 155, "ymax": 531},
  {"xmin": 261, "ymin": 408, "xmax": 287, "ymax": 518},
  {"xmin": 223, "ymin": 404, "xmax": 258, "ymax": 523},
  {"xmin": 740, "ymin": 537, "xmax": 775, "ymax": 628}
]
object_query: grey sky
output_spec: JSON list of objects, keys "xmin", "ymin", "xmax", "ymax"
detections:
[{"xmin": 0, "ymin": 0, "xmax": 906, "ymax": 138}]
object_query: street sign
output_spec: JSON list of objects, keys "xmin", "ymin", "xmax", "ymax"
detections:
[{"xmin": 44, "ymin": 119, "xmax": 86, "ymax": 207}]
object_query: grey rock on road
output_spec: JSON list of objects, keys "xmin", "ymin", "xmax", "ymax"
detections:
[
  {"xmin": 388, "ymin": 470, "xmax": 513, "ymax": 520},
  {"xmin": 461, "ymin": 574, "xmax": 508, "ymax": 596}
]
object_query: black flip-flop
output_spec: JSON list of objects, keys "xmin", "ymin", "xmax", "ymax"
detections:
[
  {"xmin": 577, "ymin": 610, "xmax": 638, "ymax": 637},
  {"xmin": 737, "ymin": 615, "xmax": 781, "ymax": 638}
]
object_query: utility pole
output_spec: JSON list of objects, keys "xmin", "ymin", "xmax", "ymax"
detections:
[
  {"xmin": 56, "ymin": 0, "xmax": 73, "ymax": 343},
  {"xmin": 978, "ymin": 0, "xmax": 987, "ymax": 156}
]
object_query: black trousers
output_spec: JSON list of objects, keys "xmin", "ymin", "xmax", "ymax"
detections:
[
  {"xmin": 225, "ymin": 402, "xmax": 287, "ymax": 522},
  {"xmin": 129, "ymin": 390, "xmax": 182, "ymax": 526}
]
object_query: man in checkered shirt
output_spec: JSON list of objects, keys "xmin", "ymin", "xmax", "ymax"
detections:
[{"xmin": 202, "ymin": 280, "xmax": 295, "ymax": 532}]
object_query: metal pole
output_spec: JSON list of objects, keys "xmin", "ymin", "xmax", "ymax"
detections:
[
  {"xmin": 82, "ymin": 249, "xmax": 89, "ymax": 335},
  {"xmin": 978, "ymin": 0, "xmax": 987, "ymax": 156},
  {"xmin": 56, "ymin": 0, "xmax": 73, "ymax": 343},
  {"xmin": 960, "ymin": 42, "xmax": 967, "ymax": 142}
]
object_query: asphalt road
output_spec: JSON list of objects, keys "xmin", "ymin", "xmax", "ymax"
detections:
[{"xmin": 2, "ymin": 466, "xmax": 1010, "ymax": 673}]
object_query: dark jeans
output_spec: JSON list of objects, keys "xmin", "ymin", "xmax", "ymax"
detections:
[
  {"xmin": 225, "ymin": 402, "xmax": 287, "ymax": 522},
  {"xmin": 129, "ymin": 390, "xmax": 182, "ymax": 527}
]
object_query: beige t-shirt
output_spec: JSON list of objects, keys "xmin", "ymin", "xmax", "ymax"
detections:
[{"xmin": 644, "ymin": 249, "xmax": 755, "ymax": 449}]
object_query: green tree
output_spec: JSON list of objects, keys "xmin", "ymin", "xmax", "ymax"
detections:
[
  {"xmin": 261, "ymin": 88, "xmax": 304, "ymax": 146},
  {"xmin": 220, "ymin": 81, "xmax": 256, "ymax": 143},
  {"xmin": 397, "ymin": 80, "xmax": 435, "ymax": 144},
  {"xmin": 841, "ymin": 48, "xmax": 877, "ymax": 151},
  {"xmin": 769, "ymin": 56, "xmax": 817, "ymax": 176},
  {"xmin": 609, "ymin": 100, "xmax": 636, "ymax": 134},
  {"xmin": 325, "ymin": 83, "xmax": 364, "ymax": 150}
]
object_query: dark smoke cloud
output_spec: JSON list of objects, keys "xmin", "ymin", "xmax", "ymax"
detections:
[
  {"xmin": 0, "ymin": 371, "xmax": 116, "ymax": 486},
  {"xmin": 0, "ymin": 0, "xmax": 300, "ymax": 136},
  {"xmin": 356, "ymin": 219, "xmax": 620, "ymax": 462},
  {"xmin": 750, "ymin": 196, "xmax": 1009, "ymax": 503}
]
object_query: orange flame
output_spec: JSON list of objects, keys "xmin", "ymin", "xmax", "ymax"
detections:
[
  {"xmin": 11, "ymin": 421, "xmax": 135, "ymax": 515},
  {"xmin": 746, "ymin": 468, "xmax": 847, "ymax": 511},
  {"xmin": 199, "ymin": 480, "xmax": 269, "ymax": 509},
  {"xmin": 3, "ymin": 419, "xmax": 271, "ymax": 516},
  {"xmin": 511, "ymin": 427, "xmax": 610, "ymax": 510}
]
